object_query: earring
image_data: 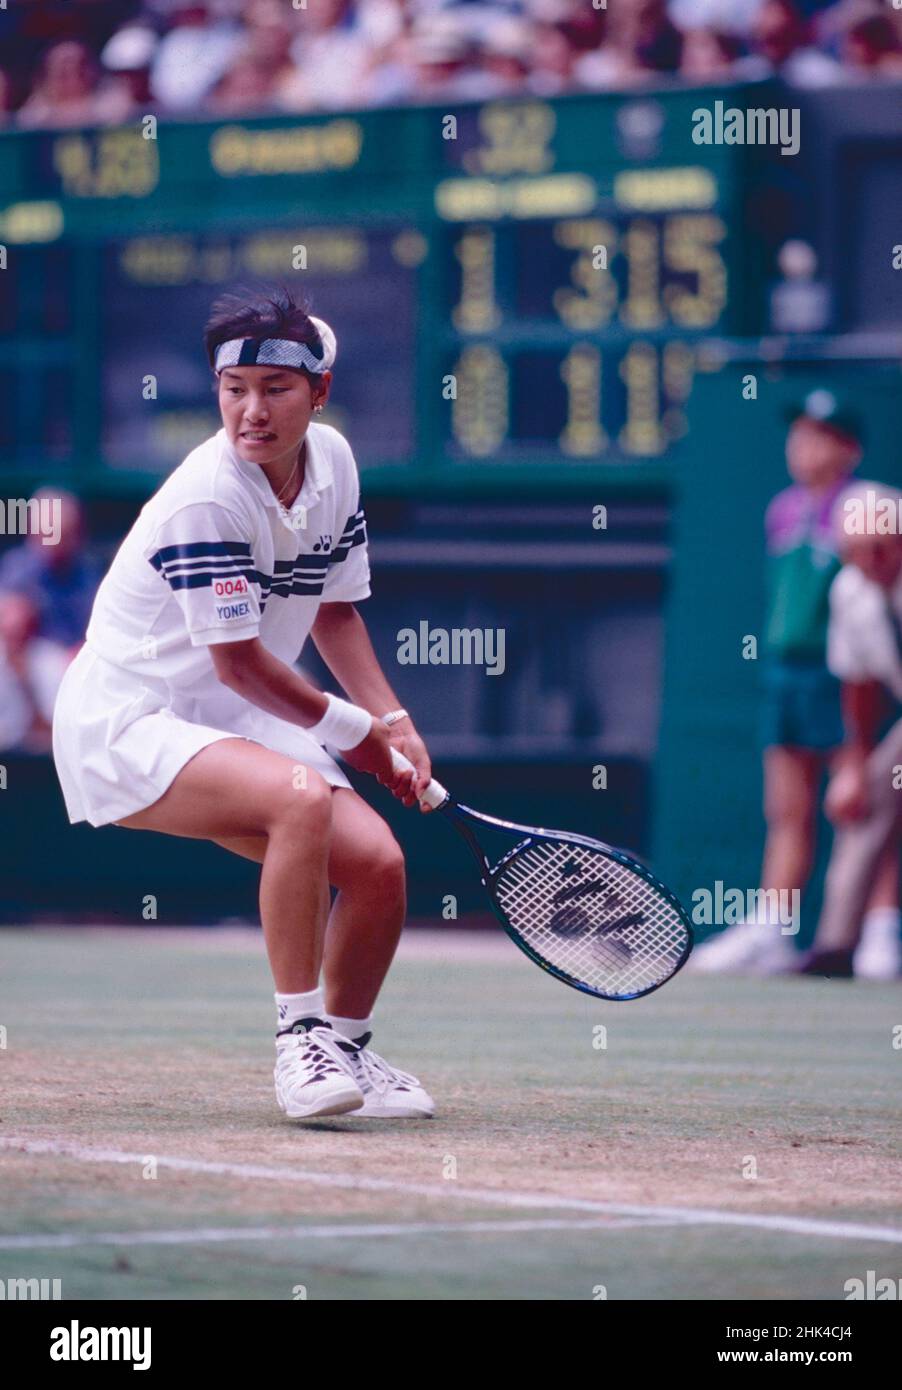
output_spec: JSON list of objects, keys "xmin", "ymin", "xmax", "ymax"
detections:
[{"xmin": 314, "ymin": 404, "xmax": 324, "ymax": 414}]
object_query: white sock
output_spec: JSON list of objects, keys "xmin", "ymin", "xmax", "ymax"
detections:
[
  {"xmin": 327, "ymin": 1013, "xmax": 373, "ymax": 1045},
  {"xmin": 275, "ymin": 987, "xmax": 325, "ymax": 1033},
  {"xmin": 859, "ymin": 907, "xmax": 901, "ymax": 943}
]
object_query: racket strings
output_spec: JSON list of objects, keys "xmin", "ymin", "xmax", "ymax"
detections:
[{"xmin": 493, "ymin": 839, "xmax": 688, "ymax": 998}]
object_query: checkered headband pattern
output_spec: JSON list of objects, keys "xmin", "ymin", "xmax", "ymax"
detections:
[{"xmin": 214, "ymin": 317, "xmax": 337, "ymax": 374}]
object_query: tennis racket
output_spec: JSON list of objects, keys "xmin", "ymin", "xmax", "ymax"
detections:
[{"xmin": 390, "ymin": 748, "xmax": 692, "ymax": 1001}]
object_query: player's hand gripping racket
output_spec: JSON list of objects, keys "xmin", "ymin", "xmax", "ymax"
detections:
[{"xmin": 390, "ymin": 749, "xmax": 693, "ymax": 1001}]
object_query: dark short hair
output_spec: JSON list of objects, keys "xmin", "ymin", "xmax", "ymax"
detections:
[{"xmin": 203, "ymin": 284, "xmax": 324, "ymax": 373}]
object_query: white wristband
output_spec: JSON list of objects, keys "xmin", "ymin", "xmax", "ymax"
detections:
[{"xmin": 307, "ymin": 694, "xmax": 372, "ymax": 751}]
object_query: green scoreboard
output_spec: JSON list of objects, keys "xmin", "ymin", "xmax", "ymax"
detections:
[{"xmin": 0, "ymin": 85, "xmax": 768, "ymax": 491}]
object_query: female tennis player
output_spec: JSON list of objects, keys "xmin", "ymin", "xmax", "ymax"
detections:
[{"xmin": 52, "ymin": 287, "xmax": 436, "ymax": 1121}]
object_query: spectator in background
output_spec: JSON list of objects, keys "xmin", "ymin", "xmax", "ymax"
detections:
[
  {"xmin": 208, "ymin": 0, "xmax": 297, "ymax": 115},
  {"xmin": 680, "ymin": 26, "xmax": 744, "ymax": 80},
  {"xmin": 543, "ymin": 0, "xmax": 608, "ymax": 59},
  {"xmin": 0, "ymin": 68, "xmax": 19, "ymax": 127},
  {"xmin": 372, "ymin": 12, "xmax": 491, "ymax": 105},
  {"xmin": 149, "ymin": 4, "xmax": 242, "ymax": 113},
  {"xmin": 0, "ymin": 595, "xmax": 49, "ymax": 750},
  {"xmin": 8, "ymin": 0, "xmax": 893, "ymax": 126},
  {"xmin": 576, "ymin": 0, "xmax": 683, "ymax": 89},
  {"xmin": 244, "ymin": 0, "xmax": 300, "ymax": 78},
  {"xmin": 527, "ymin": 13, "xmax": 580, "ymax": 96},
  {"xmin": 742, "ymin": 0, "xmax": 843, "ymax": 84},
  {"xmin": 279, "ymin": 0, "xmax": 403, "ymax": 112},
  {"xmin": 800, "ymin": 482, "xmax": 902, "ymax": 979},
  {"xmin": 479, "ymin": 19, "xmax": 535, "ymax": 98},
  {"xmin": 99, "ymin": 23, "xmax": 159, "ymax": 118},
  {"xmin": 208, "ymin": 55, "xmax": 281, "ymax": 117},
  {"xmin": 668, "ymin": 0, "xmax": 765, "ymax": 31},
  {"xmin": 0, "ymin": 491, "xmax": 101, "ymax": 751},
  {"xmin": 209, "ymin": 34, "xmax": 287, "ymax": 112},
  {"xmin": 691, "ymin": 392, "xmax": 894, "ymax": 974},
  {"xmin": 841, "ymin": 11, "xmax": 902, "ymax": 77},
  {"xmin": 16, "ymin": 39, "xmax": 129, "ymax": 128}
]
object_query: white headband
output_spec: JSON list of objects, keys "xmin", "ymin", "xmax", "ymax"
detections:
[{"xmin": 214, "ymin": 316, "xmax": 337, "ymax": 374}]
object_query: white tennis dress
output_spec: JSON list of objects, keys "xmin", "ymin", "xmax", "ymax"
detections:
[{"xmin": 52, "ymin": 423, "xmax": 371, "ymax": 827}]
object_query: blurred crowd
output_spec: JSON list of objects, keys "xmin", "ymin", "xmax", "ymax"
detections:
[
  {"xmin": 1, "ymin": 0, "xmax": 901, "ymax": 129},
  {"xmin": 0, "ymin": 493, "xmax": 101, "ymax": 752}
]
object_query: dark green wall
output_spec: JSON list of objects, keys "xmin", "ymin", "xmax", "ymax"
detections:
[{"xmin": 6, "ymin": 753, "xmax": 646, "ymax": 924}]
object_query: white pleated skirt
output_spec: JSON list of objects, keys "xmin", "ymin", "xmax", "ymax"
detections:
[{"xmin": 51, "ymin": 644, "xmax": 350, "ymax": 828}]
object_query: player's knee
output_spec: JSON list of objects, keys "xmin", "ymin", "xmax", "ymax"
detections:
[
  {"xmin": 271, "ymin": 768, "xmax": 333, "ymax": 839},
  {"xmin": 367, "ymin": 834, "xmax": 406, "ymax": 894}
]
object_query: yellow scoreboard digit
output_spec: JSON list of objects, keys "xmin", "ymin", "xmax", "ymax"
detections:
[{"xmin": 445, "ymin": 195, "xmax": 728, "ymax": 461}]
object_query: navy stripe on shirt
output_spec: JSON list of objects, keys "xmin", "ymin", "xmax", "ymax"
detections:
[{"xmin": 148, "ymin": 509, "xmax": 367, "ymax": 601}]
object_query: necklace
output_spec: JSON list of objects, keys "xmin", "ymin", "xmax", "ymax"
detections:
[{"xmin": 274, "ymin": 456, "xmax": 300, "ymax": 509}]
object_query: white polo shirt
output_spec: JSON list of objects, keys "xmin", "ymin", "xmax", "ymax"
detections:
[
  {"xmin": 828, "ymin": 564, "xmax": 902, "ymax": 702},
  {"xmin": 85, "ymin": 423, "xmax": 370, "ymax": 713}
]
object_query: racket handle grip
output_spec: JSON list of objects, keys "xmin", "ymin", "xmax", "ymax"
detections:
[{"xmin": 389, "ymin": 747, "xmax": 449, "ymax": 810}]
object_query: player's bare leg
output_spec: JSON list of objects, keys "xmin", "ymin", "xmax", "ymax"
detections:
[
  {"xmin": 116, "ymin": 738, "xmax": 334, "ymax": 989},
  {"xmin": 116, "ymin": 738, "xmax": 364, "ymax": 1117},
  {"xmin": 321, "ymin": 787, "xmax": 406, "ymax": 1018},
  {"xmin": 213, "ymin": 786, "xmax": 433, "ymax": 1117},
  {"xmin": 209, "ymin": 786, "xmax": 406, "ymax": 1009}
]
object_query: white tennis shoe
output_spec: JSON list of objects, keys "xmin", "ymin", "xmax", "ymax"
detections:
[
  {"xmin": 687, "ymin": 919, "xmax": 797, "ymax": 975},
  {"xmin": 336, "ymin": 1033, "xmax": 435, "ymax": 1118},
  {"xmin": 853, "ymin": 915, "xmax": 902, "ymax": 981},
  {"xmin": 274, "ymin": 1020, "xmax": 364, "ymax": 1119}
]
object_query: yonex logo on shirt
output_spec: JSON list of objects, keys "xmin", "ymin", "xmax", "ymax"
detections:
[
  {"xmin": 86, "ymin": 427, "xmax": 371, "ymax": 694},
  {"xmin": 148, "ymin": 510, "xmax": 366, "ymax": 610}
]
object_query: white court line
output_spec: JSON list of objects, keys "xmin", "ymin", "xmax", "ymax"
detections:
[
  {"xmin": 0, "ymin": 1217, "xmax": 671, "ymax": 1251},
  {"xmin": 3, "ymin": 1136, "xmax": 902, "ymax": 1246}
]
